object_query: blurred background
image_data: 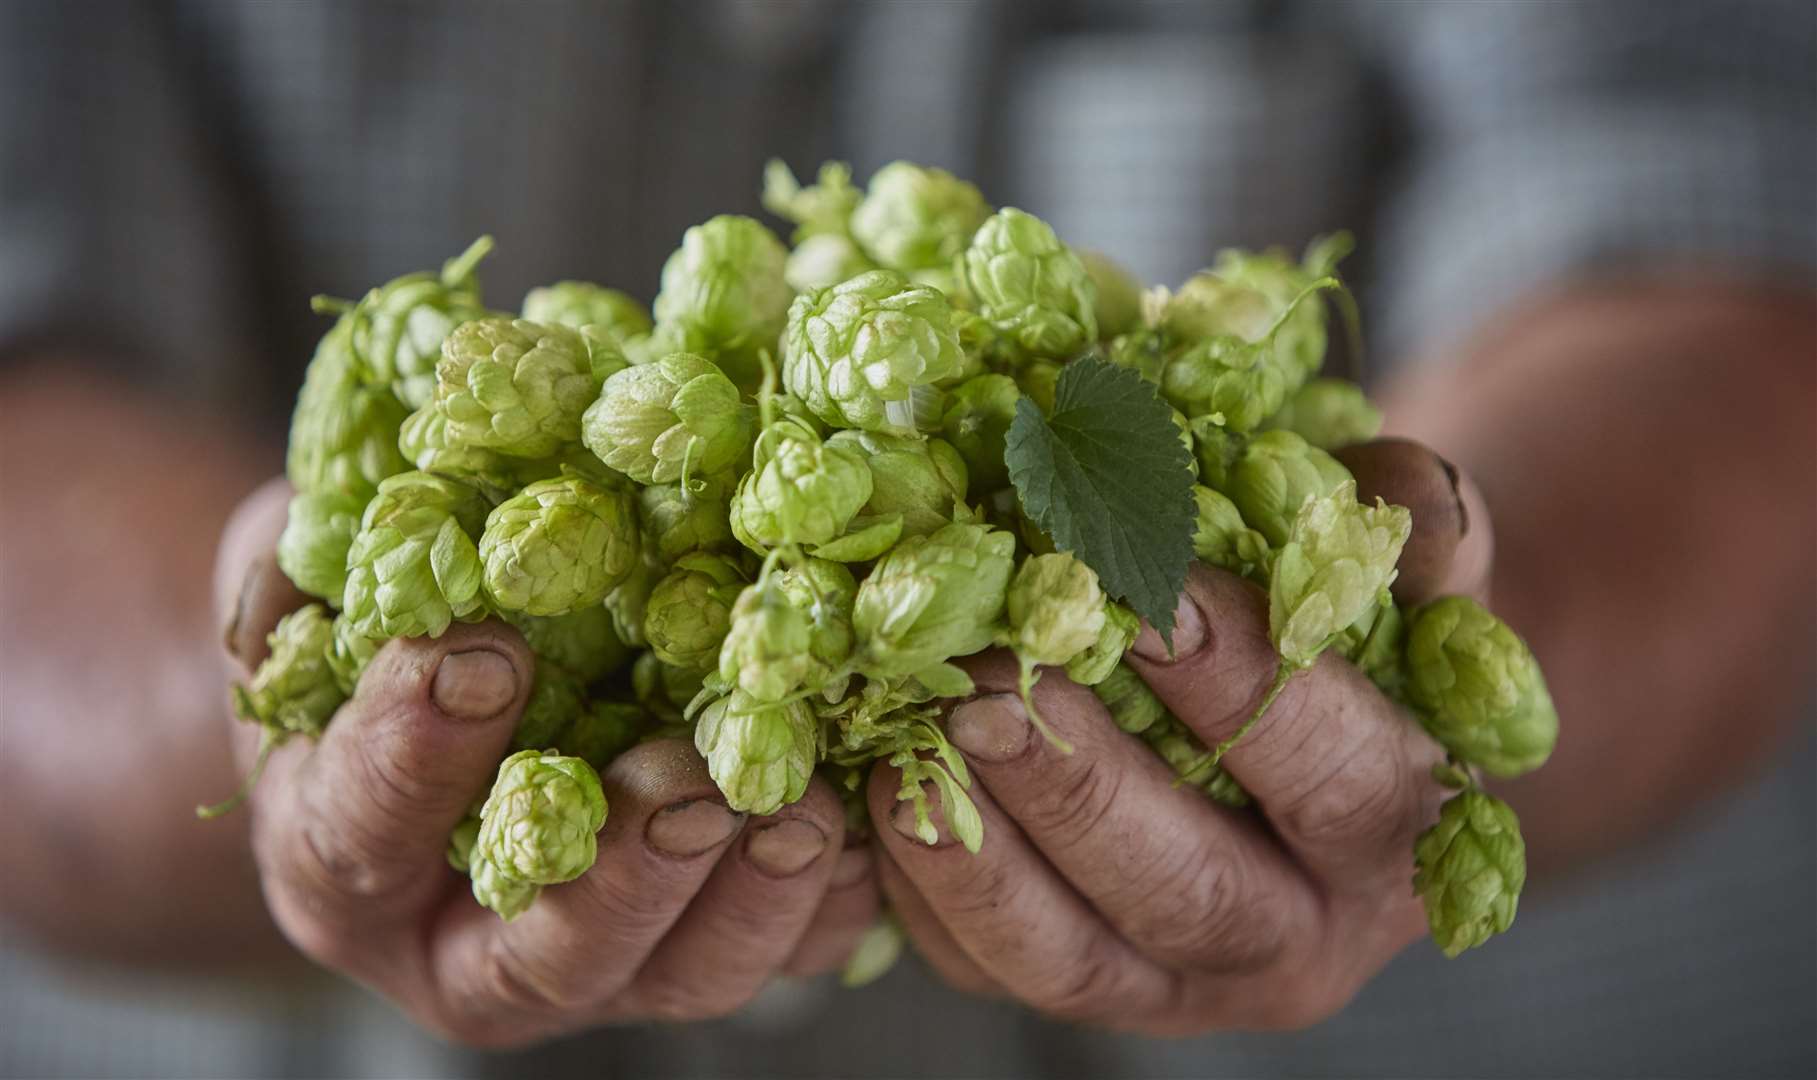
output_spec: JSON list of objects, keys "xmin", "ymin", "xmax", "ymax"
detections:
[{"xmin": 2, "ymin": 1, "xmax": 1813, "ymax": 1077}]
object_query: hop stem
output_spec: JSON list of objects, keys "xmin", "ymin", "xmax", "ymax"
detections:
[
  {"xmin": 1017, "ymin": 657, "xmax": 1075, "ymax": 755},
  {"xmin": 1176, "ymin": 662, "xmax": 1295, "ymax": 786},
  {"xmin": 195, "ymin": 734, "xmax": 277, "ymax": 820}
]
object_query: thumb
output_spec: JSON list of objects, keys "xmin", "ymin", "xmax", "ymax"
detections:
[
  {"xmin": 216, "ymin": 477, "xmax": 309, "ymax": 673},
  {"xmin": 1334, "ymin": 437, "xmax": 1494, "ymax": 606}
]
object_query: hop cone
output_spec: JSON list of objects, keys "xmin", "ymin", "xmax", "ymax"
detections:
[
  {"xmin": 959, "ymin": 208, "xmax": 1097, "ymax": 359},
  {"xmin": 477, "ymin": 750, "xmax": 608, "ymax": 885},
  {"xmin": 1191, "ymin": 485, "xmax": 1270, "ymax": 578},
  {"xmin": 521, "ymin": 281, "xmax": 652, "ymax": 342},
  {"xmin": 508, "ymin": 606, "xmax": 628, "ymax": 685},
  {"xmin": 1266, "ymin": 377, "xmax": 1382, "ymax": 451},
  {"xmin": 325, "ymin": 612, "xmax": 383, "ymax": 695},
  {"xmin": 604, "ymin": 553, "xmax": 663, "ymax": 649},
  {"xmin": 470, "ymin": 850, "xmax": 542, "ymax": 921},
  {"xmin": 1407, "ymin": 597, "xmax": 1559, "ymax": 778},
  {"xmin": 782, "ymin": 270, "xmax": 965, "ymax": 433},
  {"xmin": 480, "ymin": 472, "xmax": 640, "ymax": 617},
  {"xmin": 581, "ymin": 353, "xmax": 752, "ymax": 485},
  {"xmin": 1064, "ymin": 602, "xmax": 1140, "ymax": 687},
  {"xmin": 1006, "ymin": 552, "xmax": 1106, "ymax": 667},
  {"xmin": 341, "ymin": 236, "xmax": 496, "ymax": 409},
  {"xmin": 852, "ymin": 519, "xmax": 1016, "ymax": 679},
  {"xmin": 784, "ymin": 233, "xmax": 874, "ymax": 293},
  {"xmin": 694, "ymin": 691, "xmax": 819, "ymax": 815},
  {"xmin": 341, "ymin": 472, "xmax": 491, "ymax": 639},
  {"xmin": 825, "ymin": 430, "xmax": 969, "ymax": 540},
  {"xmin": 435, "ymin": 318, "xmax": 600, "ymax": 459},
  {"xmin": 286, "ymin": 329, "xmax": 410, "ymax": 501},
  {"xmin": 848, "ymin": 161, "xmax": 988, "ymax": 272},
  {"xmin": 729, "ymin": 419, "xmax": 872, "ymax": 549},
  {"xmin": 512, "ymin": 662, "xmax": 586, "ymax": 752},
  {"xmin": 1092, "ymin": 662, "xmax": 1167, "ymax": 736},
  {"xmin": 1078, "ymin": 250, "xmax": 1143, "ymax": 340},
  {"xmin": 1414, "ymin": 789, "xmax": 1526, "ymax": 957},
  {"xmin": 651, "ymin": 215, "xmax": 791, "ymax": 386},
  {"xmin": 643, "ymin": 552, "xmax": 745, "ymax": 669},
  {"xmin": 939, "ymin": 374, "xmax": 1020, "ymax": 492},
  {"xmin": 719, "ymin": 580, "xmax": 817, "ymax": 702},
  {"xmin": 558, "ymin": 700, "xmax": 648, "ymax": 770},
  {"xmin": 638, "ymin": 476, "xmax": 735, "ymax": 563},
  {"xmin": 232, "ymin": 604, "xmax": 345, "ymax": 742},
  {"xmin": 1269, "ymin": 481, "xmax": 1411, "ymax": 669},
  {"xmin": 277, "ymin": 490, "xmax": 366, "ymax": 605},
  {"xmin": 398, "ymin": 401, "xmax": 558, "ymax": 497},
  {"xmin": 1224, "ymin": 429, "xmax": 1354, "ymax": 548},
  {"xmin": 1161, "ymin": 334, "xmax": 1298, "ymax": 435}
]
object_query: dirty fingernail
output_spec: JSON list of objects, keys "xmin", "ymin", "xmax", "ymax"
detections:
[
  {"xmin": 1131, "ymin": 594, "xmax": 1206, "ymax": 663},
  {"xmin": 947, "ymin": 694, "xmax": 1031, "ymax": 763},
  {"xmin": 647, "ymin": 799, "xmax": 743, "ymax": 857},
  {"xmin": 431, "ymin": 649, "xmax": 519, "ymax": 721},
  {"xmin": 745, "ymin": 819, "xmax": 830, "ymax": 878}
]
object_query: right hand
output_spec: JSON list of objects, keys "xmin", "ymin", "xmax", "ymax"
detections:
[{"xmin": 215, "ymin": 479, "xmax": 878, "ymax": 1046}]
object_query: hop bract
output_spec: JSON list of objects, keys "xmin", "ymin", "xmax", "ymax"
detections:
[
  {"xmin": 719, "ymin": 580, "xmax": 817, "ymax": 702},
  {"xmin": 232, "ymin": 604, "xmax": 345, "ymax": 742},
  {"xmin": 581, "ymin": 353, "xmax": 753, "ymax": 485},
  {"xmin": 1414, "ymin": 789, "xmax": 1526, "ymax": 957},
  {"xmin": 694, "ymin": 691, "xmax": 820, "ymax": 816},
  {"xmin": 521, "ymin": 280, "xmax": 652, "ymax": 342},
  {"xmin": 1191, "ymin": 485, "xmax": 1270, "ymax": 577},
  {"xmin": 651, "ymin": 215, "xmax": 791, "ymax": 386},
  {"xmin": 435, "ymin": 318, "xmax": 601, "ymax": 459},
  {"xmin": 476, "ymin": 750, "xmax": 608, "ymax": 886},
  {"xmin": 1407, "ymin": 597, "xmax": 1559, "ymax": 777},
  {"xmin": 325, "ymin": 613, "xmax": 382, "ymax": 696},
  {"xmin": 341, "ymin": 472, "xmax": 491, "ymax": 639},
  {"xmin": 1064, "ymin": 602, "xmax": 1140, "ymax": 687},
  {"xmin": 853, "ymin": 519, "xmax": 1016, "ymax": 679},
  {"xmin": 469, "ymin": 850, "xmax": 541, "ymax": 921},
  {"xmin": 643, "ymin": 552, "xmax": 745, "ymax": 669},
  {"xmin": 479, "ymin": 472, "xmax": 640, "ymax": 616},
  {"xmin": 638, "ymin": 475, "xmax": 735, "ymax": 563},
  {"xmin": 1269, "ymin": 481, "xmax": 1412, "ymax": 668},
  {"xmin": 825, "ymin": 430, "xmax": 969, "ymax": 540},
  {"xmin": 782, "ymin": 269, "xmax": 965, "ymax": 434},
  {"xmin": 1007, "ymin": 552, "xmax": 1107, "ymax": 667},
  {"xmin": 848, "ymin": 161, "xmax": 988, "ymax": 273},
  {"xmin": 959, "ymin": 208, "xmax": 1097, "ymax": 359},
  {"xmin": 730, "ymin": 419, "xmax": 872, "ymax": 550}
]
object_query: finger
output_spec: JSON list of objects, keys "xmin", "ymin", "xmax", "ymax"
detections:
[
  {"xmin": 943, "ymin": 651, "xmax": 1318, "ymax": 974},
  {"xmin": 255, "ymin": 621, "xmax": 531, "ymax": 970},
  {"xmin": 867, "ymin": 762, "xmax": 1178, "ymax": 1027},
  {"xmin": 1127, "ymin": 566, "xmax": 1448, "ymax": 888},
  {"xmin": 214, "ymin": 477, "xmax": 308, "ymax": 672},
  {"xmin": 783, "ymin": 842, "xmax": 884, "ymax": 979},
  {"xmin": 1333, "ymin": 438, "xmax": 1495, "ymax": 606},
  {"xmin": 429, "ymin": 739, "xmax": 744, "ymax": 1032},
  {"xmin": 618, "ymin": 778, "xmax": 846, "ymax": 1017},
  {"xmin": 874, "ymin": 854, "xmax": 1003, "ymax": 997}
]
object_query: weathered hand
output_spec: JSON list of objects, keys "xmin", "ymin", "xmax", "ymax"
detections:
[
  {"xmin": 215, "ymin": 480, "xmax": 877, "ymax": 1046},
  {"xmin": 871, "ymin": 440, "xmax": 1493, "ymax": 1033}
]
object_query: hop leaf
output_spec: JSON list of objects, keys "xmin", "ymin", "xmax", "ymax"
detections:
[
  {"xmin": 1005, "ymin": 356, "xmax": 1197, "ymax": 648},
  {"xmin": 1406, "ymin": 597, "xmax": 1559, "ymax": 777},
  {"xmin": 341, "ymin": 472, "xmax": 492, "ymax": 639},
  {"xmin": 694, "ymin": 691, "xmax": 821, "ymax": 815},
  {"xmin": 1414, "ymin": 789, "xmax": 1526, "ymax": 957},
  {"xmin": 1268, "ymin": 481, "xmax": 1411, "ymax": 668},
  {"xmin": 435, "ymin": 318, "xmax": 601, "ymax": 459},
  {"xmin": 476, "ymin": 750, "xmax": 608, "ymax": 886},
  {"xmin": 782, "ymin": 270, "xmax": 965, "ymax": 433},
  {"xmin": 959, "ymin": 208, "xmax": 1097, "ymax": 359},
  {"xmin": 581, "ymin": 353, "xmax": 754, "ymax": 485},
  {"xmin": 479, "ymin": 472, "xmax": 641, "ymax": 617}
]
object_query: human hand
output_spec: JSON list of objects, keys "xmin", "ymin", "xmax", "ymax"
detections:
[
  {"xmin": 870, "ymin": 440, "xmax": 1494, "ymax": 1034},
  {"xmin": 215, "ymin": 480, "xmax": 879, "ymax": 1046}
]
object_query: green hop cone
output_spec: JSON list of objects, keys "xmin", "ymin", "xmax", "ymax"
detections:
[
  {"xmin": 719, "ymin": 580, "xmax": 817, "ymax": 702},
  {"xmin": 762, "ymin": 159, "xmax": 863, "ymax": 241},
  {"xmin": 1191, "ymin": 485, "xmax": 1270, "ymax": 578},
  {"xmin": 1063, "ymin": 602, "xmax": 1140, "ymax": 687},
  {"xmin": 286, "ymin": 328, "xmax": 410, "ymax": 501},
  {"xmin": 1016, "ymin": 357, "xmax": 1063, "ymax": 414},
  {"xmin": 853, "ymin": 519, "xmax": 1016, "ymax": 679},
  {"xmin": 638, "ymin": 474, "xmax": 735, "ymax": 562},
  {"xmin": 479, "ymin": 472, "xmax": 640, "ymax": 617},
  {"xmin": 1160, "ymin": 335, "xmax": 1297, "ymax": 434},
  {"xmin": 434, "ymin": 317, "xmax": 600, "ymax": 459},
  {"xmin": 1414, "ymin": 789, "xmax": 1527, "ymax": 957},
  {"xmin": 325, "ymin": 612, "xmax": 383, "ymax": 695},
  {"xmin": 447, "ymin": 806, "xmax": 482, "ymax": 873},
  {"xmin": 604, "ymin": 553, "xmax": 663, "ymax": 648},
  {"xmin": 1269, "ymin": 481, "xmax": 1412, "ymax": 669},
  {"xmin": 774, "ymin": 558, "xmax": 858, "ymax": 691},
  {"xmin": 341, "ymin": 471, "xmax": 491, "ymax": 639},
  {"xmin": 508, "ymin": 605, "xmax": 628, "ymax": 685},
  {"xmin": 470, "ymin": 850, "xmax": 541, "ymax": 921},
  {"xmin": 1162, "ymin": 239, "xmax": 1344, "ymax": 388},
  {"xmin": 332, "ymin": 237, "xmax": 497, "ymax": 410},
  {"xmin": 512, "ymin": 662, "xmax": 586, "ymax": 752},
  {"xmin": 1224, "ymin": 429, "xmax": 1354, "ymax": 548},
  {"xmin": 581, "ymin": 353, "xmax": 753, "ymax": 485},
  {"xmin": 1006, "ymin": 553, "xmax": 1106, "ymax": 667},
  {"xmin": 398, "ymin": 401, "xmax": 556, "ymax": 497},
  {"xmin": 1266, "ymin": 377, "xmax": 1382, "ymax": 451},
  {"xmin": 476, "ymin": 749, "xmax": 608, "ymax": 885},
  {"xmin": 277, "ymin": 490, "xmax": 366, "ymax": 605},
  {"xmin": 558, "ymin": 700, "xmax": 648, "ymax": 770},
  {"xmin": 1091, "ymin": 662, "xmax": 1167, "ymax": 736},
  {"xmin": 1078, "ymin": 250, "xmax": 1143, "ymax": 340},
  {"xmin": 521, "ymin": 281, "xmax": 652, "ymax": 342},
  {"xmin": 781, "ymin": 269, "xmax": 965, "ymax": 433},
  {"xmin": 784, "ymin": 234, "xmax": 875, "ymax": 294},
  {"xmin": 231, "ymin": 604, "xmax": 345, "ymax": 743},
  {"xmin": 729, "ymin": 418, "xmax": 872, "ymax": 550},
  {"xmin": 643, "ymin": 552, "xmax": 746, "ymax": 669},
  {"xmin": 633, "ymin": 651, "xmax": 706, "ymax": 726},
  {"xmin": 939, "ymin": 373, "xmax": 1020, "ymax": 492},
  {"xmin": 958, "ymin": 208, "xmax": 1097, "ymax": 359},
  {"xmin": 1339, "ymin": 597, "xmax": 1410, "ymax": 701},
  {"xmin": 825, "ymin": 430, "xmax": 969, "ymax": 540},
  {"xmin": 848, "ymin": 161, "xmax": 989, "ymax": 273},
  {"xmin": 651, "ymin": 214, "xmax": 791, "ymax": 387},
  {"xmin": 694, "ymin": 691, "xmax": 819, "ymax": 815},
  {"xmin": 1406, "ymin": 597, "xmax": 1559, "ymax": 778}
]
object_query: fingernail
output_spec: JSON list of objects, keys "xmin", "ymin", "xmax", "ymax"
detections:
[
  {"xmin": 946, "ymin": 694, "xmax": 1030, "ymax": 763},
  {"xmin": 830, "ymin": 845, "xmax": 873, "ymax": 889},
  {"xmin": 1131, "ymin": 594, "xmax": 1206, "ymax": 663},
  {"xmin": 745, "ymin": 819, "xmax": 829, "ymax": 878},
  {"xmin": 431, "ymin": 649, "xmax": 519, "ymax": 721},
  {"xmin": 890, "ymin": 785, "xmax": 954, "ymax": 848},
  {"xmin": 1437, "ymin": 454, "xmax": 1469, "ymax": 536},
  {"xmin": 647, "ymin": 799, "xmax": 743, "ymax": 857}
]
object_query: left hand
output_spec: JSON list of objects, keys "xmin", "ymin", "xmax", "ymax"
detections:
[{"xmin": 870, "ymin": 439, "xmax": 1493, "ymax": 1034}]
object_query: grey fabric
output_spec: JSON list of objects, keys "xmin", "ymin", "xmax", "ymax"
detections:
[{"xmin": 2, "ymin": 1, "xmax": 1813, "ymax": 1076}]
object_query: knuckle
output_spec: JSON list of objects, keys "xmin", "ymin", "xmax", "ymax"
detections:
[
  {"xmin": 1120, "ymin": 845, "xmax": 1284, "ymax": 972},
  {"xmin": 469, "ymin": 935, "xmax": 602, "ymax": 1018},
  {"xmin": 1275, "ymin": 740, "xmax": 1410, "ymax": 853}
]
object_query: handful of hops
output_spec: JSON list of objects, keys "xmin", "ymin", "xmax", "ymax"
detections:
[{"xmin": 217, "ymin": 160, "xmax": 1557, "ymax": 966}]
